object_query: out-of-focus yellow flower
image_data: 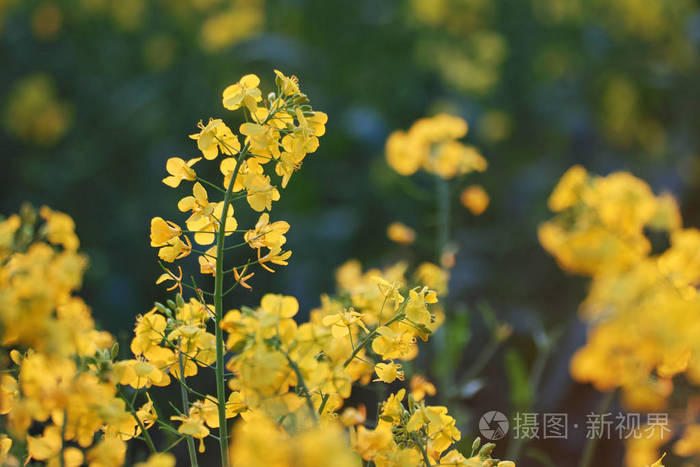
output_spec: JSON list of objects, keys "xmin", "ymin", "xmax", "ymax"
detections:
[
  {"xmin": 674, "ymin": 425, "xmax": 700, "ymax": 457},
  {"xmin": 410, "ymin": 375, "xmax": 436, "ymax": 401},
  {"xmin": 142, "ymin": 34, "xmax": 176, "ymax": 71},
  {"xmin": 135, "ymin": 453, "xmax": 176, "ymax": 467},
  {"xmin": 460, "ymin": 185, "xmax": 490, "ymax": 215},
  {"xmin": 415, "ymin": 262, "xmax": 449, "ymax": 296},
  {"xmin": 39, "ymin": 206, "xmax": 79, "ymax": 251},
  {"xmin": 478, "ymin": 110, "xmax": 512, "ymax": 143},
  {"xmin": 0, "ymin": 435, "xmax": 12, "ymax": 465},
  {"xmin": 4, "ymin": 74, "xmax": 73, "ymax": 146},
  {"xmin": 200, "ymin": 2, "xmax": 263, "ymax": 52},
  {"xmin": 386, "ymin": 114, "xmax": 485, "ymax": 179},
  {"xmin": 32, "ymin": 2, "xmax": 63, "ymax": 40},
  {"xmin": 544, "ymin": 167, "xmax": 700, "ymax": 464},
  {"xmin": 86, "ymin": 437, "xmax": 126, "ymax": 467},
  {"xmin": 386, "ymin": 222, "xmax": 416, "ymax": 245},
  {"xmin": 340, "ymin": 405, "xmax": 366, "ymax": 426},
  {"xmin": 231, "ymin": 415, "xmax": 360, "ymax": 466}
]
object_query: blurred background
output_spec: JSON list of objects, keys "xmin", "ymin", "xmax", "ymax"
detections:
[{"xmin": 1, "ymin": 0, "xmax": 699, "ymax": 465}]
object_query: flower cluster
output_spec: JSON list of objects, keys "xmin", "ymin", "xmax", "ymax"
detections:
[
  {"xmin": 385, "ymin": 114, "xmax": 487, "ymax": 179},
  {"xmin": 540, "ymin": 165, "xmax": 700, "ymax": 465},
  {"xmin": 0, "ymin": 205, "xmax": 165, "ymax": 467},
  {"xmin": 140, "ymin": 71, "xmax": 511, "ymax": 466}
]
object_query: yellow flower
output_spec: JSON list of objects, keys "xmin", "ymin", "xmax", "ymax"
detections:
[
  {"xmin": 240, "ymin": 121, "xmax": 281, "ymax": 159},
  {"xmin": 406, "ymin": 405, "xmax": 461, "ymax": 456},
  {"xmin": 410, "ymin": 374, "xmax": 436, "ymax": 401},
  {"xmin": 157, "ymin": 236, "xmax": 192, "ymax": 262},
  {"xmin": 0, "ymin": 435, "xmax": 12, "ymax": 465},
  {"xmin": 379, "ymin": 389, "xmax": 406, "ymax": 423},
  {"xmin": 198, "ymin": 245, "xmax": 217, "ymax": 276},
  {"xmin": 386, "ymin": 130, "xmax": 425, "ymax": 176},
  {"xmin": 113, "ymin": 359, "xmax": 170, "ymax": 389},
  {"xmin": 177, "ymin": 182, "xmax": 237, "ymax": 245},
  {"xmin": 149, "ymin": 217, "xmax": 191, "ymax": 261},
  {"xmin": 673, "ymin": 425, "xmax": 700, "ymax": 456},
  {"xmin": 353, "ymin": 424, "xmax": 393, "ymax": 461},
  {"xmin": 244, "ymin": 213, "xmax": 289, "ymax": 251},
  {"xmin": 233, "ymin": 265, "xmax": 255, "ymax": 290},
  {"xmin": 548, "ymin": 165, "xmax": 587, "ymax": 211},
  {"xmin": 244, "ymin": 173, "xmax": 280, "ymax": 212},
  {"xmin": 231, "ymin": 415, "xmax": 360, "ymax": 467},
  {"xmin": 415, "ymin": 262, "xmax": 449, "ymax": 295},
  {"xmin": 460, "ymin": 185, "xmax": 489, "ymax": 215},
  {"xmin": 85, "ymin": 438, "xmax": 126, "ymax": 467},
  {"xmin": 131, "ymin": 310, "xmax": 167, "ymax": 355},
  {"xmin": 374, "ymin": 362, "xmax": 404, "ymax": 383},
  {"xmin": 162, "ymin": 157, "xmax": 200, "ymax": 188},
  {"xmin": 155, "ymin": 265, "xmax": 183, "ymax": 293},
  {"xmin": 371, "ymin": 326, "xmax": 417, "ymax": 360},
  {"xmin": 149, "ymin": 217, "xmax": 181, "ymax": 246},
  {"xmin": 258, "ymin": 248, "xmax": 292, "ymax": 272},
  {"xmin": 170, "ymin": 413, "xmax": 210, "ymax": 452},
  {"xmin": 189, "ymin": 118, "xmax": 240, "ymax": 160},
  {"xmin": 340, "ymin": 405, "xmax": 367, "ymax": 426},
  {"xmin": 322, "ymin": 308, "xmax": 368, "ymax": 338},
  {"xmin": 0, "ymin": 214, "xmax": 21, "ymax": 259},
  {"xmin": 40, "ymin": 206, "xmax": 79, "ymax": 250},
  {"xmin": 307, "ymin": 111, "xmax": 328, "ymax": 137},
  {"xmin": 223, "ymin": 74, "xmax": 262, "ymax": 113},
  {"xmin": 260, "ymin": 293, "xmax": 299, "ymax": 318},
  {"xmin": 274, "ymin": 69, "xmax": 300, "ymax": 96},
  {"xmin": 385, "ymin": 114, "xmax": 484, "ymax": 179},
  {"xmin": 387, "ymin": 222, "xmax": 416, "ymax": 245},
  {"xmin": 184, "ymin": 199, "xmax": 238, "ymax": 246},
  {"xmin": 135, "ymin": 453, "xmax": 176, "ymax": 467},
  {"xmin": 27, "ymin": 425, "xmax": 61, "ymax": 462}
]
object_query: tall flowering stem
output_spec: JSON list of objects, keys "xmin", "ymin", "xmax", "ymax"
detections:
[{"xmin": 213, "ymin": 145, "xmax": 247, "ymax": 467}]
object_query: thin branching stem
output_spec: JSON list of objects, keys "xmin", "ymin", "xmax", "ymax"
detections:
[{"xmin": 177, "ymin": 340, "xmax": 199, "ymax": 467}]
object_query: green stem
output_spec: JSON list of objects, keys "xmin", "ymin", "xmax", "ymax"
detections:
[
  {"xmin": 282, "ymin": 352, "xmax": 318, "ymax": 421},
  {"xmin": 506, "ymin": 335, "xmax": 558, "ymax": 459},
  {"xmin": 120, "ymin": 390, "xmax": 157, "ymax": 454},
  {"xmin": 463, "ymin": 336, "xmax": 503, "ymax": 382},
  {"xmin": 178, "ymin": 342, "xmax": 199, "ymax": 467},
  {"xmin": 318, "ymin": 394, "xmax": 329, "ymax": 415},
  {"xmin": 578, "ymin": 390, "xmax": 616, "ymax": 467},
  {"xmin": 213, "ymin": 145, "xmax": 248, "ymax": 467},
  {"xmin": 418, "ymin": 442, "xmax": 433, "ymax": 466},
  {"xmin": 196, "ymin": 176, "xmax": 227, "ymax": 194}
]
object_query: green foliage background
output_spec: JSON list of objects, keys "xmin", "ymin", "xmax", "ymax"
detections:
[{"xmin": 2, "ymin": 0, "xmax": 699, "ymax": 465}]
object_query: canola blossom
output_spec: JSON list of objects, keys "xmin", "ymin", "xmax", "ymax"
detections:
[{"xmin": 540, "ymin": 166, "xmax": 700, "ymax": 466}]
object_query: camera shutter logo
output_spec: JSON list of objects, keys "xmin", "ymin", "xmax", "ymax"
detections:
[{"xmin": 479, "ymin": 411, "xmax": 509, "ymax": 440}]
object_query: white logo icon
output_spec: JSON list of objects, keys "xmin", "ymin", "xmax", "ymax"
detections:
[{"xmin": 479, "ymin": 411, "xmax": 509, "ymax": 440}]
